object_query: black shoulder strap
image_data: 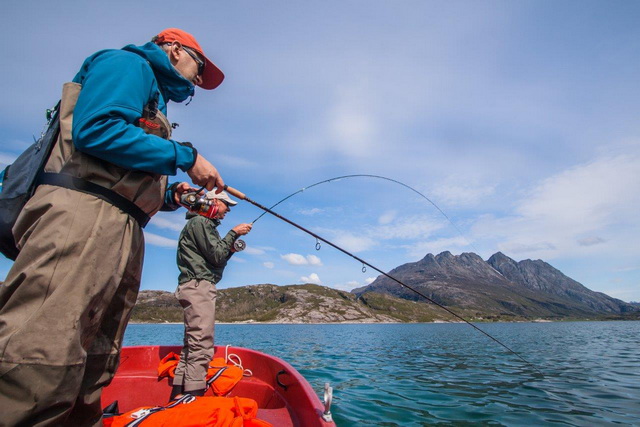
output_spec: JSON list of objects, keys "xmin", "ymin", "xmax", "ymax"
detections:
[{"xmin": 38, "ymin": 172, "xmax": 150, "ymax": 228}]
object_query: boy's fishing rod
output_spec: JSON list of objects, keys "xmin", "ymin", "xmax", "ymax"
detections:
[{"xmin": 224, "ymin": 185, "xmax": 543, "ymax": 376}]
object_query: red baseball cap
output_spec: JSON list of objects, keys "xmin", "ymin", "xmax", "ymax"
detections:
[{"xmin": 153, "ymin": 28, "xmax": 224, "ymax": 90}]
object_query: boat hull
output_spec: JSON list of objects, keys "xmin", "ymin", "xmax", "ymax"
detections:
[{"xmin": 101, "ymin": 345, "xmax": 335, "ymax": 427}]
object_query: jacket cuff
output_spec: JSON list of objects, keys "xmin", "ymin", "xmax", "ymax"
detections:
[
  {"xmin": 225, "ymin": 229, "xmax": 238, "ymax": 242},
  {"xmin": 160, "ymin": 182, "xmax": 181, "ymax": 211},
  {"xmin": 175, "ymin": 141, "xmax": 198, "ymax": 172}
]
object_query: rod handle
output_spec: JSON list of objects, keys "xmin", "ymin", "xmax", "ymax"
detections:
[{"xmin": 224, "ymin": 185, "xmax": 246, "ymax": 200}]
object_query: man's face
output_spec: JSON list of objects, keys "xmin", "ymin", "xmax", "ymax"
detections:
[{"xmin": 170, "ymin": 43, "xmax": 204, "ymax": 86}]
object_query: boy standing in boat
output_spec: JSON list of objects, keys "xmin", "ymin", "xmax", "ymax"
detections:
[
  {"xmin": 171, "ymin": 190, "xmax": 252, "ymax": 399},
  {"xmin": 0, "ymin": 28, "xmax": 227, "ymax": 425}
]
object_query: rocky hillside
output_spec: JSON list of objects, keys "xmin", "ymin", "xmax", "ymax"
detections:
[
  {"xmin": 131, "ymin": 284, "xmax": 459, "ymax": 324},
  {"xmin": 354, "ymin": 251, "xmax": 636, "ymax": 319}
]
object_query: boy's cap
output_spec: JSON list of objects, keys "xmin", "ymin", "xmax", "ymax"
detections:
[
  {"xmin": 154, "ymin": 28, "xmax": 224, "ymax": 90},
  {"xmin": 205, "ymin": 190, "xmax": 238, "ymax": 206}
]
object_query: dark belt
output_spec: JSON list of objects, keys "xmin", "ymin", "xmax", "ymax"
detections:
[{"xmin": 38, "ymin": 172, "xmax": 150, "ymax": 228}]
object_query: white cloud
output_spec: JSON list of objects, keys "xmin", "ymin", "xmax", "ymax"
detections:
[
  {"xmin": 314, "ymin": 215, "xmax": 447, "ymax": 257},
  {"xmin": 244, "ymin": 246, "xmax": 266, "ymax": 255},
  {"xmin": 498, "ymin": 241, "xmax": 556, "ymax": 255},
  {"xmin": 299, "ymin": 208, "xmax": 324, "ymax": 215},
  {"xmin": 280, "ymin": 253, "xmax": 323, "ymax": 266},
  {"xmin": 306, "ymin": 254, "xmax": 323, "ymax": 266},
  {"xmin": 473, "ymin": 151, "xmax": 640, "ymax": 260},
  {"xmin": 215, "ymin": 154, "xmax": 257, "ymax": 169},
  {"xmin": 333, "ymin": 233, "xmax": 376, "ymax": 252},
  {"xmin": 323, "ymin": 82, "xmax": 380, "ymax": 159},
  {"xmin": 612, "ymin": 265, "xmax": 639, "ymax": 273},
  {"xmin": 577, "ymin": 236, "xmax": 606, "ymax": 247},
  {"xmin": 329, "ymin": 110, "xmax": 374, "ymax": 155},
  {"xmin": 408, "ymin": 236, "xmax": 471, "ymax": 258},
  {"xmin": 300, "ymin": 273, "xmax": 321, "ymax": 285},
  {"xmin": 263, "ymin": 262, "xmax": 274, "ymax": 269},
  {"xmin": 149, "ymin": 213, "xmax": 186, "ymax": 232},
  {"xmin": 605, "ymin": 286, "xmax": 640, "ymax": 301},
  {"xmin": 378, "ymin": 210, "xmax": 397, "ymax": 225},
  {"xmin": 331, "ymin": 280, "xmax": 361, "ymax": 291},
  {"xmin": 375, "ymin": 215, "xmax": 445, "ymax": 240},
  {"xmin": 329, "ymin": 116, "xmax": 374, "ymax": 158},
  {"xmin": 517, "ymin": 153, "xmax": 640, "ymax": 230},
  {"xmin": 281, "ymin": 253, "xmax": 307, "ymax": 265},
  {"xmin": 331, "ymin": 276, "xmax": 377, "ymax": 291},
  {"xmin": 144, "ymin": 232, "xmax": 177, "ymax": 248},
  {"xmin": 431, "ymin": 181, "xmax": 496, "ymax": 207}
]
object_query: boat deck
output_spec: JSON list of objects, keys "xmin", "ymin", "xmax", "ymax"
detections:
[{"xmin": 101, "ymin": 345, "xmax": 334, "ymax": 426}]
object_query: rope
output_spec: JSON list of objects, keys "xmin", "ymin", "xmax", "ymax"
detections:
[{"xmin": 225, "ymin": 344, "xmax": 253, "ymax": 377}]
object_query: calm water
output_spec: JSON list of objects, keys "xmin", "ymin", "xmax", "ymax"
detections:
[{"xmin": 123, "ymin": 321, "xmax": 640, "ymax": 426}]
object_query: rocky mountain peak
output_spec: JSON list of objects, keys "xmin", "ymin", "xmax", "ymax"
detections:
[{"xmin": 357, "ymin": 251, "xmax": 637, "ymax": 316}]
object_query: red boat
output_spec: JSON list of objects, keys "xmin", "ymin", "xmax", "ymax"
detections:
[{"xmin": 101, "ymin": 345, "xmax": 336, "ymax": 426}]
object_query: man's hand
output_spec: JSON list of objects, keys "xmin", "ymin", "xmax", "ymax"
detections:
[
  {"xmin": 232, "ymin": 223, "xmax": 252, "ymax": 236},
  {"xmin": 187, "ymin": 154, "xmax": 225, "ymax": 192},
  {"xmin": 173, "ymin": 182, "xmax": 202, "ymax": 205}
]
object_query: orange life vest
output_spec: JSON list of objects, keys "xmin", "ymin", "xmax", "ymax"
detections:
[
  {"xmin": 103, "ymin": 395, "xmax": 272, "ymax": 427},
  {"xmin": 157, "ymin": 352, "xmax": 245, "ymax": 396}
]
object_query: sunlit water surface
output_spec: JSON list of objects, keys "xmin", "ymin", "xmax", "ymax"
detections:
[{"xmin": 124, "ymin": 321, "xmax": 640, "ymax": 426}]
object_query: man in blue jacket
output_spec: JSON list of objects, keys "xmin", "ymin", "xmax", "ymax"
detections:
[{"xmin": 0, "ymin": 28, "xmax": 227, "ymax": 425}]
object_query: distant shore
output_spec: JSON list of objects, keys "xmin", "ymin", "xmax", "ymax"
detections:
[{"xmin": 128, "ymin": 318, "xmax": 598, "ymax": 325}]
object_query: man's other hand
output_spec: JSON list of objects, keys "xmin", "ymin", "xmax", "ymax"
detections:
[
  {"xmin": 187, "ymin": 154, "xmax": 225, "ymax": 192},
  {"xmin": 173, "ymin": 182, "xmax": 202, "ymax": 205}
]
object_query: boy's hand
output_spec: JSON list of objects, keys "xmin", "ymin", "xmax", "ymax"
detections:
[{"xmin": 232, "ymin": 223, "xmax": 252, "ymax": 236}]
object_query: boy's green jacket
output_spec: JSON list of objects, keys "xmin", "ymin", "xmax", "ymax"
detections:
[{"xmin": 177, "ymin": 213, "xmax": 238, "ymax": 284}]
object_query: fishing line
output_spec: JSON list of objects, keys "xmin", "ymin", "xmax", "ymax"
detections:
[
  {"xmin": 225, "ymin": 185, "xmax": 544, "ymax": 376},
  {"xmin": 251, "ymin": 174, "xmax": 480, "ymax": 254}
]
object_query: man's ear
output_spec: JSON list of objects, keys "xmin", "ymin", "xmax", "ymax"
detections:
[{"xmin": 168, "ymin": 41, "xmax": 183, "ymax": 62}]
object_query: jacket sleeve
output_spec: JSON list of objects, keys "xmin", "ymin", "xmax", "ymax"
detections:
[
  {"xmin": 71, "ymin": 51, "xmax": 196, "ymax": 175},
  {"xmin": 160, "ymin": 182, "xmax": 181, "ymax": 211},
  {"xmin": 191, "ymin": 218, "xmax": 238, "ymax": 267}
]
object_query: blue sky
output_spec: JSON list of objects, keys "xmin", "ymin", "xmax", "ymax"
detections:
[{"xmin": 1, "ymin": 1, "xmax": 639, "ymax": 302}]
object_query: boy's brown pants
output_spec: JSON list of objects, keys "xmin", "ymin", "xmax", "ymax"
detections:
[{"xmin": 172, "ymin": 279, "xmax": 217, "ymax": 392}]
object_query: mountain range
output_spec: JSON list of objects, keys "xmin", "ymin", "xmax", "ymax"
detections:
[
  {"xmin": 131, "ymin": 251, "xmax": 638, "ymax": 323},
  {"xmin": 353, "ymin": 251, "xmax": 636, "ymax": 318}
]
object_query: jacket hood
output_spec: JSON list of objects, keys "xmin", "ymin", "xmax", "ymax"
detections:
[{"xmin": 123, "ymin": 42, "xmax": 195, "ymax": 103}]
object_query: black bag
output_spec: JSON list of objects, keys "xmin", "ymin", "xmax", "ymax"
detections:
[{"xmin": 0, "ymin": 104, "xmax": 60, "ymax": 260}]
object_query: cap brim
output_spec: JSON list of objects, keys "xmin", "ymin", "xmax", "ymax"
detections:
[{"xmin": 200, "ymin": 56, "xmax": 224, "ymax": 90}]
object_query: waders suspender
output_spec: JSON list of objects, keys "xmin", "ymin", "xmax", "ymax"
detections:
[{"xmin": 37, "ymin": 172, "xmax": 151, "ymax": 228}]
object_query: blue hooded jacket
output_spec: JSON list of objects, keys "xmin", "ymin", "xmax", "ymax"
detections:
[{"xmin": 71, "ymin": 42, "xmax": 197, "ymax": 175}]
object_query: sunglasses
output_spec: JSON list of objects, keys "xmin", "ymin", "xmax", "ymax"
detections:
[{"xmin": 182, "ymin": 46, "xmax": 205, "ymax": 76}]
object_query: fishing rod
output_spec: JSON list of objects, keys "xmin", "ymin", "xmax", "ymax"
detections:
[
  {"xmin": 224, "ymin": 185, "xmax": 543, "ymax": 376},
  {"xmin": 251, "ymin": 174, "xmax": 480, "ymax": 254},
  {"xmin": 253, "ymin": 174, "xmax": 448, "ymax": 223}
]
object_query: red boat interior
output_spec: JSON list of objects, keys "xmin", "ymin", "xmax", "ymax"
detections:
[{"xmin": 101, "ymin": 345, "xmax": 334, "ymax": 426}]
